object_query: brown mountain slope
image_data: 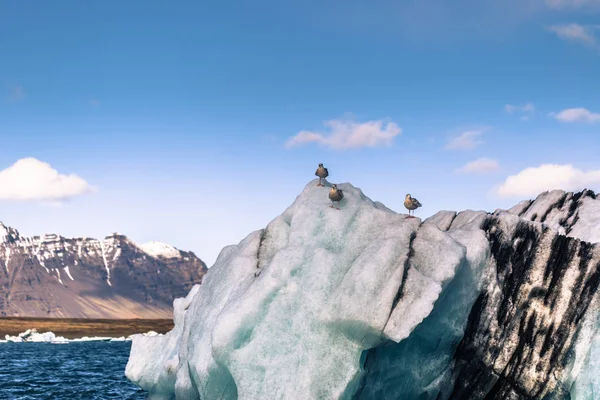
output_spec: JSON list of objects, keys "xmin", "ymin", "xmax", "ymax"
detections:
[{"xmin": 0, "ymin": 223, "xmax": 207, "ymax": 318}]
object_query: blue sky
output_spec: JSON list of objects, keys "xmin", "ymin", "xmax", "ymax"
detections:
[{"xmin": 0, "ymin": 0, "xmax": 599, "ymax": 265}]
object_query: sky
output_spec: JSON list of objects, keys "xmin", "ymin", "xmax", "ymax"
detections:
[{"xmin": 0, "ymin": 0, "xmax": 599, "ymax": 265}]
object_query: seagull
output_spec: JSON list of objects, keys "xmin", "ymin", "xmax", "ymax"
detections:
[
  {"xmin": 404, "ymin": 194, "xmax": 422, "ymax": 218},
  {"xmin": 315, "ymin": 163, "xmax": 329, "ymax": 187},
  {"xmin": 329, "ymin": 184, "xmax": 344, "ymax": 210}
]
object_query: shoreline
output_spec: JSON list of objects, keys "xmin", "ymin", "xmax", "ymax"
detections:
[{"xmin": 0, "ymin": 317, "xmax": 174, "ymax": 339}]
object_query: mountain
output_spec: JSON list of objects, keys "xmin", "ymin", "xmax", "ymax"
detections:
[
  {"xmin": 125, "ymin": 180, "xmax": 600, "ymax": 400},
  {"xmin": 0, "ymin": 223, "xmax": 207, "ymax": 318}
]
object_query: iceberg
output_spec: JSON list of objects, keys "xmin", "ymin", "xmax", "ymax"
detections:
[
  {"xmin": 126, "ymin": 181, "xmax": 600, "ymax": 399},
  {"xmin": 1, "ymin": 329, "xmax": 162, "ymax": 344},
  {"xmin": 4, "ymin": 328, "xmax": 69, "ymax": 343}
]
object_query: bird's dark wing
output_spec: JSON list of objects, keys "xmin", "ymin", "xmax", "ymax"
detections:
[
  {"xmin": 339, "ymin": 189, "xmax": 344, "ymax": 198},
  {"xmin": 324, "ymin": 167, "xmax": 328, "ymax": 176},
  {"xmin": 413, "ymin": 198, "xmax": 422, "ymax": 207}
]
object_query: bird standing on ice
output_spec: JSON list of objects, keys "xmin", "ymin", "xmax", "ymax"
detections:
[
  {"xmin": 329, "ymin": 184, "xmax": 344, "ymax": 210},
  {"xmin": 404, "ymin": 194, "xmax": 422, "ymax": 218},
  {"xmin": 315, "ymin": 163, "xmax": 329, "ymax": 186}
]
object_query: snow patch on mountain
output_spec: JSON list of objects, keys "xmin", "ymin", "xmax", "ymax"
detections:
[
  {"xmin": 4, "ymin": 248, "xmax": 10, "ymax": 272},
  {"xmin": 64, "ymin": 266, "xmax": 74, "ymax": 281},
  {"xmin": 99, "ymin": 240, "xmax": 111, "ymax": 286},
  {"xmin": 138, "ymin": 241, "xmax": 182, "ymax": 259}
]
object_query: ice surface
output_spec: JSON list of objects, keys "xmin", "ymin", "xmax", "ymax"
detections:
[
  {"xmin": 566, "ymin": 197, "xmax": 600, "ymax": 244},
  {"xmin": 569, "ymin": 285, "xmax": 600, "ymax": 400},
  {"xmin": 571, "ymin": 330, "xmax": 600, "ymax": 399},
  {"xmin": 503, "ymin": 189, "xmax": 600, "ymax": 244},
  {"xmin": 423, "ymin": 210, "xmax": 457, "ymax": 232},
  {"xmin": 356, "ymin": 211, "xmax": 492, "ymax": 399},
  {"xmin": 127, "ymin": 180, "xmax": 477, "ymax": 399},
  {"xmin": 125, "ymin": 285, "xmax": 200, "ymax": 400},
  {"xmin": 383, "ymin": 223, "xmax": 466, "ymax": 342},
  {"xmin": 505, "ymin": 199, "xmax": 532, "ymax": 216},
  {"xmin": 520, "ymin": 189, "xmax": 566, "ymax": 221}
]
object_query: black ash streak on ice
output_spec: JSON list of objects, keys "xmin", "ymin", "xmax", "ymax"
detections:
[
  {"xmin": 391, "ymin": 231, "xmax": 417, "ymax": 313},
  {"xmin": 254, "ymin": 229, "xmax": 268, "ymax": 278},
  {"xmin": 450, "ymin": 217, "xmax": 600, "ymax": 399},
  {"xmin": 356, "ymin": 190, "xmax": 600, "ymax": 400}
]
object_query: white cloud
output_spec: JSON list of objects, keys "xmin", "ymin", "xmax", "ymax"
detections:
[
  {"xmin": 522, "ymin": 103, "xmax": 535, "ymax": 113},
  {"xmin": 545, "ymin": 0, "xmax": 600, "ymax": 9},
  {"xmin": 505, "ymin": 103, "xmax": 535, "ymax": 119},
  {"xmin": 0, "ymin": 158, "xmax": 95, "ymax": 202},
  {"xmin": 551, "ymin": 107, "xmax": 600, "ymax": 123},
  {"xmin": 496, "ymin": 164, "xmax": 600, "ymax": 198},
  {"xmin": 547, "ymin": 24, "xmax": 599, "ymax": 47},
  {"xmin": 445, "ymin": 129, "xmax": 486, "ymax": 150},
  {"xmin": 8, "ymin": 85, "xmax": 25, "ymax": 102},
  {"xmin": 286, "ymin": 118, "xmax": 401, "ymax": 150},
  {"xmin": 456, "ymin": 158, "xmax": 500, "ymax": 174}
]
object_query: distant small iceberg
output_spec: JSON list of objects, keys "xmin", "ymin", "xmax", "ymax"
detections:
[
  {"xmin": 2, "ymin": 328, "xmax": 163, "ymax": 344},
  {"xmin": 3, "ymin": 328, "xmax": 69, "ymax": 343}
]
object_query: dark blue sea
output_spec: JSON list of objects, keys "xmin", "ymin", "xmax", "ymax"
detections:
[{"xmin": 0, "ymin": 342, "xmax": 146, "ymax": 400}]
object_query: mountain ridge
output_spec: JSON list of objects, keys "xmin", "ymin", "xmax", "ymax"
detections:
[{"xmin": 0, "ymin": 222, "xmax": 207, "ymax": 318}]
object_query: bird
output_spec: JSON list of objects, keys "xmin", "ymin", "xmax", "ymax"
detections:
[
  {"xmin": 315, "ymin": 163, "xmax": 329, "ymax": 187},
  {"xmin": 404, "ymin": 194, "xmax": 422, "ymax": 218},
  {"xmin": 329, "ymin": 184, "xmax": 344, "ymax": 210}
]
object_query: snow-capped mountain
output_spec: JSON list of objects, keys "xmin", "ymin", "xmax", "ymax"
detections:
[
  {"xmin": 126, "ymin": 180, "xmax": 600, "ymax": 399},
  {"xmin": 0, "ymin": 224, "xmax": 207, "ymax": 318}
]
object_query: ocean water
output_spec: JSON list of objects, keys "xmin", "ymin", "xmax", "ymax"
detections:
[{"xmin": 0, "ymin": 341, "xmax": 146, "ymax": 399}]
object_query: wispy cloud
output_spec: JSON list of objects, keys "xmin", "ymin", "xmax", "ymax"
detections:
[
  {"xmin": 547, "ymin": 24, "xmax": 599, "ymax": 48},
  {"xmin": 545, "ymin": 0, "xmax": 600, "ymax": 9},
  {"xmin": 262, "ymin": 134, "xmax": 279, "ymax": 143},
  {"xmin": 550, "ymin": 107, "xmax": 600, "ymax": 123},
  {"xmin": 286, "ymin": 118, "xmax": 401, "ymax": 150},
  {"xmin": 505, "ymin": 103, "xmax": 535, "ymax": 120},
  {"xmin": 8, "ymin": 85, "xmax": 25, "ymax": 102},
  {"xmin": 445, "ymin": 129, "xmax": 486, "ymax": 150},
  {"xmin": 0, "ymin": 158, "xmax": 95, "ymax": 202},
  {"xmin": 456, "ymin": 158, "xmax": 500, "ymax": 174},
  {"xmin": 496, "ymin": 164, "xmax": 600, "ymax": 198}
]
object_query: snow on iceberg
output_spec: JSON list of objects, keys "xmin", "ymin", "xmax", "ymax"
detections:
[{"xmin": 126, "ymin": 182, "xmax": 600, "ymax": 399}]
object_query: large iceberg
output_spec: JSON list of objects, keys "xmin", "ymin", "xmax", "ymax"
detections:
[{"xmin": 126, "ymin": 181, "xmax": 600, "ymax": 399}]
